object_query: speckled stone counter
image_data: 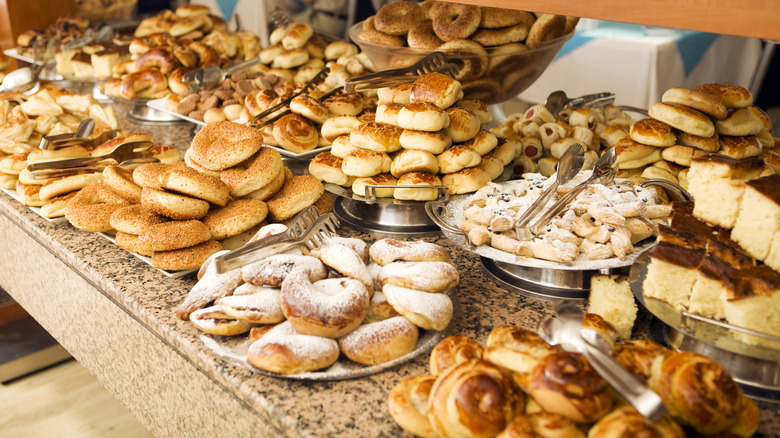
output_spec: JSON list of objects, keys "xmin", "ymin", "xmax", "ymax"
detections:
[{"xmin": 0, "ymin": 104, "xmax": 777, "ymax": 437}]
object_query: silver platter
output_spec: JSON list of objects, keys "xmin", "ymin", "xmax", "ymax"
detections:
[
  {"xmin": 631, "ymin": 255, "xmax": 780, "ymax": 402},
  {"xmin": 113, "ymin": 98, "xmax": 185, "ymax": 123}
]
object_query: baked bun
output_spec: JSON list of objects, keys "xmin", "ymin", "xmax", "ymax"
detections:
[
  {"xmin": 337, "ymin": 316, "xmax": 419, "ymax": 365},
  {"xmin": 201, "ymin": 198, "xmax": 268, "ymax": 241},
  {"xmin": 693, "ymin": 83, "xmax": 753, "ymax": 109},
  {"xmin": 273, "ymin": 113, "xmax": 319, "ymax": 154},
  {"xmin": 398, "ymin": 129, "xmax": 451, "ymax": 154},
  {"xmin": 445, "ymin": 107, "xmax": 481, "ymax": 143},
  {"xmin": 612, "ymin": 339, "xmax": 672, "ymax": 381},
  {"xmin": 428, "ymin": 359, "xmax": 524, "ymax": 438},
  {"xmin": 718, "ymin": 134, "xmax": 762, "ymax": 159},
  {"xmin": 588, "ymin": 406, "xmax": 685, "ymax": 438},
  {"xmin": 375, "ymin": 102, "xmax": 404, "ymax": 126},
  {"xmin": 393, "ymin": 171, "xmax": 443, "ymax": 201},
  {"xmin": 378, "ymin": 261, "xmax": 458, "ymax": 293},
  {"xmin": 188, "ymin": 121, "xmax": 264, "ymax": 171},
  {"xmin": 437, "ymin": 144, "xmax": 482, "ymax": 174},
  {"xmin": 676, "ymin": 131, "xmax": 720, "ymax": 152},
  {"xmin": 152, "ymin": 239, "xmax": 223, "ymax": 272},
  {"xmin": 289, "ymin": 94, "xmax": 329, "ymax": 124},
  {"xmin": 341, "ymin": 149, "xmax": 392, "ymax": 177},
  {"xmin": 39, "ymin": 172, "xmax": 102, "ymax": 202},
  {"xmin": 350, "ymin": 121, "xmax": 404, "ymax": 153},
  {"xmin": 477, "ymin": 155, "xmax": 505, "ymax": 180},
  {"xmin": 309, "ymin": 151, "xmax": 355, "ymax": 187},
  {"xmin": 390, "ymin": 149, "xmax": 439, "ymax": 178},
  {"xmin": 648, "ymin": 102, "xmax": 714, "ymax": 137},
  {"xmin": 377, "ymin": 82, "xmax": 414, "ymax": 105},
  {"xmin": 484, "ymin": 325, "xmax": 558, "ymax": 390},
  {"xmin": 388, "ymin": 375, "xmax": 438, "ymax": 438},
  {"xmin": 397, "ymin": 102, "xmax": 450, "ymax": 132},
  {"xmin": 351, "ymin": 173, "xmax": 397, "ymax": 198},
  {"xmin": 382, "ymin": 284, "xmax": 453, "ymax": 330},
  {"xmin": 409, "ymin": 72, "xmax": 462, "ymax": 109},
  {"xmin": 661, "ymin": 87, "xmax": 728, "ymax": 120},
  {"xmin": 321, "ymin": 115, "xmax": 360, "ymax": 141},
  {"xmin": 330, "ymin": 135, "xmax": 361, "ymax": 158},
  {"xmin": 612, "ymin": 136, "xmax": 663, "ymax": 169},
  {"xmin": 629, "ymin": 118, "xmax": 676, "ymax": 147},
  {"xmin": 216, "ymin": 286, "xmax": 284, "ymax": 324},
  {"xmin": 429, "ymin": 335, "xmax": 483, "ymax": 376},
  {"xmin": 715, "ymin": 108, "xmax": 763, "ymax": 136},
  {"xmin": 441, "ymin": 167, "xmax": 491, "ymax": 194},
  {"xmin": 247, "ymin": 321, "xmax": 340, "ymax": 374}
]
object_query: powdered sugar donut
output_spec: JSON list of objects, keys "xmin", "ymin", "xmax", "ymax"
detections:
[
  {"xmin": 176, "ymin": 250, "xmax": 243, "ymax": 320},
  {"xmin": 247, "ymin": 321, "xmax": 340, "ymax": 374},
  {"xmin": 241, "ymin": 254, "xmax": 327, "ymax": 287},
  {"xmin": 190, "ymin": 305, "xmax": 254, "ymax": 336},
  {"xmin": 311, "ymin": 242, "xmax": 373, "ymax": 291},
  {"xmin": 379, "ymin": 261, "xmax": 459, "ymax": 292},
  {"xmin": 216, "ymin": 285, "xmax": 284, "ymax": 324},
  {"xmin": 281, "ymin": 269, "xmax": 371, "ymax": 338},
  {"xmin": 337, "ymin": 316, "xmax": 419, "ymax": 365},
  {"xmin": 382, "ymin": 284, "xmax": 453, "ymax": 331},
  {"xmin": 370, "ymin": 239, "xmax": 452, "ymax": 266},
  {"xmin": 364, "ymin": 290, "xmax": 401, "ymax": 323}
]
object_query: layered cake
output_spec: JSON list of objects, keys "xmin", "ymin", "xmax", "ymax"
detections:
[{"xmin": 731, "ymin": 175, "xmax": 780, "ymax": 268}]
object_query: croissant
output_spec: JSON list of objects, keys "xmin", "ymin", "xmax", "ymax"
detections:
[
  {"xmin": 428, "ymin": 359, "xmax": 525, "ymax": 438},
  {"xmin": 527, "ymin": 351, "xmax": 612, "ymax": 423},
  {"xmin": 648, "ymin": 351, "xmax": 744, "ymax": 435},
  {"xmin": 587, "ymin": 405, "xmax": 684, "ymax": 438}
]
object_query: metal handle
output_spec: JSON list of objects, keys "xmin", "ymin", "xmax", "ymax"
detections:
[
  {"xmin": 224, "ymin": 57, "xmax": 262, "ymax": 75},
  {"xmin": 639, "ymin": 179, "xmax": 692, "ymax": 202},
  {"xmin": 617, "ymin": 105, "xmax": 650, "ymax": 117},
  {"xmin": 214, "ymin": 239, "xmax": 301, "ymax": 273},
  {"xmin": 570, "ymin": 91, "xmax": 616, "ymax": 109},
  {"xmin": 680, "ymin": 311, "xmax": 780, "ymax": 344},
  {"xmin": 424, "ymin": 200, "xmax": 464, "ymax": 235},
  {"xmin": 528, "ymin": 179, "xmax": 589, "ymax": 236},
  {"xmin": 515, "ymin": 181, "xmax": 559, "ymax": 230}
]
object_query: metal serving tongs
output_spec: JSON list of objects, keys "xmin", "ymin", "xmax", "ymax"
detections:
[
  {"xmin": 246, "ymin": 66, "xmax": 332, "ymax": 128},
  {"xmin": 40, "ymin": 129, "xmax": 118, "ymax": 150},
  {"xmin": 213, "ymin": 206, "xmax": 340, "ymax": 273},
  {"xmin": 545, "ymin": 90, "xmax": 616, "ymax": 119},
  {"xmin": 343, "ymin": 51, "xmax": 459, "ymax": 93},
  {"xmin": 27, "ymin": 157, "xmax": 159, "ymax": 180},
  {"xmin": 269, "ymin": 6, "xmax": 340, "ymax": 45},
  {"xmin": 539, "ymin": 303, "xmax": 669, "ymax": 423},
  {"xmin": 526, "ymin": 147, "xmax": 618, "ymax": 237},
  {"xmin": 27, "ymin": 140, "xmax": 156, "ymax": 176},
  {"xmin": 61, "ymin": 25, "xmax": 114, "ymax": 51},
  {"xmin": 182, "ymin": 56, "xmax": 264, "ymax": 93}
]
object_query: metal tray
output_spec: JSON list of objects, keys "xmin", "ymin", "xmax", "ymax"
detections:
[
  {"xmin": 112, "ymin": 97, "xmax": 185, "ymax": 123},
  {"xmin": 630, "ymin": 255, "xmax": 780, "ymax": 402}
]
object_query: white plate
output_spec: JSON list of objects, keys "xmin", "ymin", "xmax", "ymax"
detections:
[
  {"xmin": 1, "ymin": 187, "xmax": 68, "ymax": 224},
  {"xmin": 146, "ymin": 98, "xmax": 331, "ymax": 160},
  {"xmin": 4, "ymin": 48, "xmax": 40, "ymax": 65}
]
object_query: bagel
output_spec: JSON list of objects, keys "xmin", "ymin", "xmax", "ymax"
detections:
[
  {"xmin": 338, "ymin": 316, "xmax": 419, "ymax": 366},
  {"xmin": 220, "ymin": 146, "xmax": 284, "ymax": 197},
  {"xmin": 374, "ymin": 1, "xmax": 424, "ymax": 36},
  {"xmin": 189, "ymin": 121, "xmax": 264, "ymax": 171},
  {"xmin": 132, "ymin": 162, "xmax": 181, "ymax": 188},
  {"xmin": 272, "ymin": 113, "xmax": 319, "ymax": 154},
  {"xmin": 359, "ymin": 16, "xmax": 406, "ymax": 47},
  {"xmin": 136, "ymin": 219, "xmax": 211, "ymax": 253},
  {"xmin": 140, "ymin": 186, "xmax": 210, "ymax": 220},
  {"xmin": 64, "ymin": 182, "xmax": 130, "ymax": 232},
  {"xmin": 438, "ymin": 39, "xmax": 489, "ymax": 82},
  {"xmin": 158, "ymin": 165, "xmax": 229, "ymax": 207},
  {"xmin": 115, "ymin": 231, "xmax": 155, "ymax": 257},
  {"xmin": 152, "ymin": 239, "xmax": 223, "ymax": 271},
  {"xmin": 244, "ymin": 166, "xmax": 290, "ymax": 201},
  {"xmin": 480, "ymin": 7, "xmax": 535, "ymax": 29},
  {"xmin": 266, "ymin": 175, "xmax": 324, "ymax": 222},
  {"xmin": 110, "ymin": 204, "xmax": 168, "ymax": 235},
  {"xmin": 526, "ymin": 13, "xmax": 567, "ymax": 48},
  {"xmin": 202, "ymin": 198, "xmax": 268, "ymax": 240},
  {"xmin": 430, "ymin": 2, "xmax": 481, "ymax": 41},
  {"xmin": 407, "ymin": 20, "xmax": 444, "ymax": 49}
]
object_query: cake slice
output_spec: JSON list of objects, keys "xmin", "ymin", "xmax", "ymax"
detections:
[
  {"xmin": 766, "ymin": 231, "xmax": 780, "ymax": 273},
  {"xmin": 587, "ymin": 274, "xmax": 637, "ymax": 340},
  {"xmin": 643, "ymin": 241, "xmax": 706, "ymax": 311},
  {"xmin": 732, "ymin": 174, "xmax": 780, "ymax": 262},
  {"xmin": 723, "ymin": 265, "xmax": 780, "ymax": 348},
  {"xmin": 686, "ymin": 155, "xmax": 764, "ymax": 228},
  {"xmin": 688, "ymin": 253, "xmax": 736, "ymax": 320}
]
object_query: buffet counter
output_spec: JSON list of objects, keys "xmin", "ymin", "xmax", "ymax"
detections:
[{"xmin": 1, "ymin": 104, "xmax": 778, "ymax": 437}]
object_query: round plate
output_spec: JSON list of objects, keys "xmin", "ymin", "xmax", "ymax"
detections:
[{"xmin": 198, "ymin": 289, "xmax": 459, "ymax": 381}]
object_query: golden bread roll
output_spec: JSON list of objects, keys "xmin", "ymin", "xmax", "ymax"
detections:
[
  {"xmin": 587, "ymin": 406, "xmax": 684, "ymax": 438},
  {"xmin": 612, "ymin": 339, "xmax": 672, "ymax": 381},
  {"xmin": 393, "ymin": 171, "xmax": 443, "ymax": 201},
  {"xmin": 484, "ymin": 325, "xmax": 558, "ymax": 390},
  {"xmin": 377, "ymin": 82, "xmax": 414, "ymax": 105},
  {"xmin": 676, "ymin": 131, "xmax": 720, "ymax": 152},
  {"xmin": 648, "ymin": 102, "xmax": 714, "ymax": 137},
  {"xmin": 351, "ymin": 173, "xmax": 397, "ymax": 198},
  {"xmin": 441, "ymin": 167, "xmax": 491, "ymax": 194},
  {"xmin": 321, "ymin": 115, "xmax": 360, "ymax": 141},
  {"xmin": 273, "ymin": 113, "xmax": 319, "ymax": 154},
  {"xmin": 629, "ymin": 117, "xmax": 676, "ymax": 147},
  {"xmin": 341, "ymin": 149, "xmax": 392, "ymax": 177},
  {"xmin": 390, "ymin": 149, "xmax": 439, "ymax": 178},
  {"xmin": 445, "ymin": 106, "xmax": 481, "ymax": 143},
  {"xmin": 350, "ymin": 121, "xmax": 403, "ymax": 153},
  {"xmin": 330, "ymin": 134, "xmax": 360, "ymax": 158},
  {"xmin": 409, "ymin": 72, "xmax": 463, "ymax": 109},
  {"xmin": 662, "ymin": 86, "xmax": 728, "ymax": 120},
  {"xmin": 309, "ymin": 151, "xmax": 355, "ymax": 187},
  {"xmin": 398, "ymin": 129, "xmax": 451, "ymax": 154},
  {"xmin": 387, "ymin": 375, "xmax": 438, "ymax": 438},
  {"xmin": 612, "ymin": 136, "xmax": 663, "ymax": 169},
  {"xmin": 375, "ymin": 102, "xmax": 403, "ymax": 127},
  {"xmin": 718, "ymin": 135, "xmax": 762, "ymax": 159},
  {"xmin": 397, "ymin": 102, "xmax": 450, "ymax": 132},
  {"xmin": 715, "ymin": 107, "xmax": 763, "ymax": 136},
  {"xmin": 661, "ymin": 145, "xmax": 708, "ymax": 166},
  {"xmin": 692, "ymin": 83, "xmax": 753, "ymax": 109},
  {"xmin": 429, "ymin": 335, "xmax": 483, "ymax": 377},
  {"xmin": 437, "ymin": 144, "xmax": 481, "ymax": 174}
]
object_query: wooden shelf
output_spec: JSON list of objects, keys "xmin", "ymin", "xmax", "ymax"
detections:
[{"xmin": 445, "ymin": 0, "xmax": 780, "ymax": 41}]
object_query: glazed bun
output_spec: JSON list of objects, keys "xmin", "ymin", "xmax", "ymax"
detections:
[
  {"xmin": 352, "ymin": 173, "xmax": 397, "ymax": 198},
  {"xmin": 441, "ymin": 167, "xmax": 491, "ymax": 194},
  {"xmin": 309, "ymin": 151, "xmax": 355, "ymax": 187},
  {"xmin": 410, "ymin": 72, "xmax": 463, "ymax": 109},
  {"xmin": 629, "ymin": 118, "xmax": 676, "ymax": 147},
  {"xmin": 350, "ymin": 121, "xmax": 404, "ymax": 153},
  {"xmin": 330, "ymin": 135, "xmax": 360, "ymax": 158},
  {"xmin": 662, "ymin": 87, "xmax": 728, "ymax": 120},
  {"xmin": 375, "ymin": 102, "xmax": 403, "ymax": 126},
  {"xmin": 393, "ymin": 171, "xmax": 442, "ymax": 201},
  {"xmin": 445, "ymin": 107, "xmax": 481, "ymax": 143},
  {"xmin": 388, "ymin": 375, "xmax": 438, "ymax": 438},
  {"xmin": 341, "ymin": 149, "xmax": 392, "ymax": 177},
  {"xmin": 429, "ymin": 335, "xmax": 483, "ymax": 376},
  {"xmin": 399, "ymin": 129, "xmax": 451, "ymax": 155},
  {"xmin": 648, "ymin": 102, "xmax": 714, "ymax": 137},
  {"xmin": 390, "ymin": 149, "xmax": 439, "ymax": 178},
  {"xmin": 397, "ymin": 102, "xmax": 450, "ymax": 132},
  {"xmin": 437, "ymin": 144, "xmax": 482, "ymax": 174},
  {"xmin": 377, "ymin": 82, "xmax": 414, "ymax": 105}
]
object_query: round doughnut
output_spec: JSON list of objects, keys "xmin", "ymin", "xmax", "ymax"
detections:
[
  {"xmin": 393, "ymin": 171, "xmax": 443, "ymax": 201},
  {"xmin": 715, "ymin": 108, "xmax": 763, "ymax": 136},
  {"xmin": 390, "ymin": 149, "xmax": 439, "ymax": 178},
  {"xmin": 661, "ymin": 87, "xmax": 728, "ymax": 120},
  {"xmin": 430, "ymin": 2, "xmax": 481, "ymax": 41},
  {"xmin": 359, "ymin": 16, "xmax": 406, "ymax": 47},
  {"xmin": 350, "ymin": 122, "xmax": 403, "ymax": 153},
  {"xmin": 281, "ymin": 268, "xmax": 371, "ymax": 338},
  {"xmin": 161, "ymin": 165, "xmax": 230, "ymax": 206},
  {"xmin": 379, "ymin": 261, "xmax": 458, "ymax": 293},
  {"xmin": 322, "ymin": 92, "xmax": 364, "ymax": 117},
  {"xmin": 388, "ymin": 374, "xmax": 437, "ymax": 437},
  {"xmin": 429, "ymin": 335, "xmax": 484, "ymax": 376},
  {"xmin": 330, "ymin": 135, "xmax": 360, "ymax": 158},
  {"xmin": 140, "ymin": 187, "xmax": 210, "ymax": 220},
  {"xmin": 338, "ymin": 316, "xmax": 419, "ymax": 366},
  {"xmin": 377, "ymin": 82, "xmax": 414, "ymax": 105},
  {"xmin": 692, "ymin": 83, "xmax": 753, "ymax": 109},
  {"xmin": 370, "ymin": 239, "xmax": 451, "ymax": 266},
  {"xmin": 321, "ymin": 115, "xmax": 360, "ymax": 141},
  {"xmin": 311, "ymin": 241, "xmax": 373, "ymax": 290},
  {"xmin": 189, "ymin": 121, "xmax": 264, "ymax": 171},
  {"xmin": 374, "ymin": 1, "xmax": 424, "ymax": 36},
  {"xmin": 247, "ymin": 321, "xmax": 340, "ymax": 374},
  {"xmin": 220, "ymin": 146, "xmax": 284, "ymax": 197},
  {"xmin": 266, "ymin": 175, "xmax": 325, "ymax": 222},
  {"xmin": 471, "ymin": 23, "xmax": 529, "ymax": 46},
  {"xmin": 526, "ymin": 14, "xmax": 567, "ymax": 48},
  {"xmin": 630, "ymin": 118, "xmax": 677, "ymax": 147},
  {"xmin": 410, "ymin": 72, "xmax": 463, "ymax": 110},
  {"xmin": 241, "ymin": 254, "xmax": 327, "ymax": 287},
  {"xmin": 216, "ymin": 286, "xmax": 284, "ymax": 324},
  {"xmin": 480, "ymin": 7, "xmax": 535, "ymax": 29},
  {"xmin": 64, "ymin": 182, "xmax": 130, "ymax": 232},
  {"xmin": 648, "ymin": 102, "xmax": 715, "ymax": 137},
  {"xmin": 110, "ymin": 204, "xmax": 167, "ymax": 235},
  {"xmin": 375, "ymin": 103, "xmax": 403, "ymax": 127},
  {"xmin": 136, "ymin": 219, "xmax": 211, "ymax": 252},
  {"xmin": 290, "ymin": 94, "xmax": 329, "ymax": 124},
  {"xmin": 351, "ymin": 173, "xmax": 397, "ymax": 198},
  {"xmin": 39, "ymin": 172, "xmax": 102, "ymax": 202},
  {"xmin": 382, "ymin": 284, "xmax": 453, "ymax": 331},
  {"xmin": 342, "ymin": 149, "xmax": 392, "ymax": 177},
  {"xmin": 190, "ymin": 305, "xmax": 254, "ymax": 336},
  {"xmin": 441, "ymin": 167, "xmax": 492, "ymax": 194},
  {"xmin": 399, "ymin": 129, "xmax": 451, "ymax": 155},
  {"xmin": 152, "ymin": 239, "xmax": 223, "ymax": 271},
  {"xmin": 445, "ymin": 107, "xmax": 482, "ymax": 143},
  {"xmin": 438, "ymin": 39, "xmax": 489, "ymax": 82},
  {"xmin": 272, "ymin": 113, "xmax": 319, "ymax": 154},
  {"xmin": 202, "ymin": 198, "xmax": 268, "ymax": 240},
  {"xmin": 397, "ymin": 102, "xmax": 450, "ymax": 132},
  {"xmin": 115, "ymin": 231, "xmax": 154, "ymax": 257},
  {"xmin": 407, "ymin": 20, "xmax": 443, "ymax": 49},
  {"xmin": 437, "ymin": 144, "xmax": 482, "ymax": 174},
  {"xmin": 309, "ymin": 151, "xmax": 355, "ymax": 187}
]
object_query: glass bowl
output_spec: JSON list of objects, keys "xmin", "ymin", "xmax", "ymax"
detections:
[{"xmin": 349, "ymin": 21, "xmax": 574, "ymax": 104}]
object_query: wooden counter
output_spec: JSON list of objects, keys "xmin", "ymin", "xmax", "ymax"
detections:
[{"xmin": 0, "ymin": 105, "xmax": 778, "ymax": 437}]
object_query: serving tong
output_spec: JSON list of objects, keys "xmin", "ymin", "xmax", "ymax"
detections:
[
  {"xmin": 269, "ymin": 7, "xmax": 340, "ymax": 45},
  {"xmin": 61, "ymin": 25, "xmax": 114, "ymax": 51},
  {"xmin": 246, "ymin": 66, "xmax": 332, "ymax": 128},
  {"xmin": 182, "ymin": 56, "xmax": 264, "ymax": 93},
  {"xmin": 343, "ymin": 51, "xmax": 459, "ymax": 93},
  {"xmin": 26, "ymin": 140, "xmax": 158, "ymax": 180},
  {"xmin": 213, "ymin": 205, "xmax": 340, "ymax": 273}
]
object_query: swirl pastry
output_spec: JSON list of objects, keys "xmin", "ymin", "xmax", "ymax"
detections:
[
  {"xmin": 497, "ymin": 412, "xmax": 585, "ymax": 438},
  {"xmin": 484, "ymin": 325, "xmax": 558, "ymax": 390},
  {"xmin": 272, "ymin": 113, "xmax": 319, "ymax": 154},
  {"xmin": 587, "ymin": 406, "xmax": 684, "ymax": 438},
  {"xmin": 429, "ymin": 335, "xmax": 483, "ymax": 376}
]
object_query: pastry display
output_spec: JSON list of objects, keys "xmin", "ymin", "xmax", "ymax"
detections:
[
  {"xmin": 387, "ymin": 326, "xmax": 760, "ymax": 437},
  {"xmin": 177, "ymin": 235, "xmax": 458, "ymax": 374}
]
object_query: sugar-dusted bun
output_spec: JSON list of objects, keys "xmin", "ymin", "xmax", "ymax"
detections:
[
  {"xmin": 587, "ymin": 406, "xmax": 685, "ymax": 438},
  {"xmin": 311, "ymin": 241, "xmax": 373, "ymax": 290},
  {"xmin": 309, "ymin": 151, "xmax": 355, "ymax": 187},
  {"xmin": 429, "ymin": 335, "xmax": 483, "ymax": 376},
  {"xmin": 445, "ymin": 107, "xmax": 481, "ymax": 143},
  {"xmin": 393, "ymin": 171, "xmax": 443, "ymax": 201},
  {"xmin": 342, "ymin": 149, "xmax": 392, "ymax": 177},
  {"xmin": 388, "ymin": 375, "xmax": 438, "ymax": 438},
  {"xmin": 399, "ymin": 129, "xmax": 451, "ymax": 154},
  {"xmin": 693, "ymin": 83, "xmax": 753, "ymax": 109},
  {"xmin": 350, "ymin": 121, "xmax": 404, "ymax": 153},
  {"xmin": 382, "ymin": 284, "xmax": 452, "ymax": 331},
  {"xmin": 370, "ymin": 238, "xmax": 451, "ymax": 266},
  {"xmin": 379, "ymin": 261, "xmax": 458, "ymax": 293},
  {"xmin": 390, "ymin": 149, "xmax": 439, "ymax": 178},
  {"xmin": 188, "ymin": 121, "xmax": 264, "ymax": 171},
  {"xmin": 397, "ymin": 102, "xmax": 450, "ymax": 132},
  {"xmin": 428, "ymin": 359, "xmax": 525, "ymax": 438},
  {"xmin": 527, "ymin": 351, "xmax": 613, "ymax": 423},
  {"xmin": 266, "ymin": 174, "xmax": 325, "ymax": 222},
  {"xmin": 321, "ymin": 115, "xmax": 360, "ymax": 141},
  {"xmin": 629, "ymin": 117, "xmax": 676, "ymax": 147},
  {"xmin": 715, "ymin": 107, "xmax": 763, "ymax": 136},
  {"xmin": 410, "ymin": 72, "xmax": 462, "ymax": 109},
  {"xmin": 441, "ymin": 166, "xmax": 491, "ymax": 194},
  {"xmin": 216, "ymin": 285, "xmax": 284, "ymax": 324},
  {"xmin": 273, "ymin": 113, "xmax": 319, "ymax": 154},
  {"xmin": 377, "ymin": 82, "xmax": 414, "ymax": 105},
  {"xmin": 437, "ymin": 144, "xmax": 482, "ymax": 174},
  {"xmin": 484, "ymin": 325, "xmax": 558, "ymax": 390},
  {"xmin": 662, "ymin": 87, "xmax": 728, "ymax": 120},
  {"xmin": 190, "ymin": 305, "xmax": 254, "ymax": 336},
  {"xmin": 176, "ymin": 251, "xmax": 243, "ymax": 320},
  {"xmin": 281, "ymin": 268, "xmax": 370, "ymax": 338},
  {"xmin": 338, "ymin": 316, "xmax": 419, "ymax": 365},
  {"xmin": 242, "ymin": 253, "xmax": 327, "ymax": 287},
  {"xmin": 351, "ymin": 173, "xmax": 397, "ymax": 198},
  {"xmin": 648, "ymin": 102, "xmax": 714, "ymax": 137},
  {"xmin": 247, "ymin": 321, "xmax": 340, "ymax": 374},
  {"xmin": 330, "ymin": 134, "xmax": 360, "ymax": 158}
]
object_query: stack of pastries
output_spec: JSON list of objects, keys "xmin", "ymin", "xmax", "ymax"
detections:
[
  {"xmin": 309, "ymin": 71, "xmax": 517, "ymax": 199},
  {"xmin": 176, "ymin": 236, "xmax": 458, "ymax": 374},
  {"xmin": 387, "ymin": 324, "xmax": 760, "ymax": 437}
]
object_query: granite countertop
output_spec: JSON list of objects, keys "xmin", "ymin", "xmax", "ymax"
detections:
[{"xmin": 0, "ymin": 103, "xmax": 777, "ymax": 437}]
